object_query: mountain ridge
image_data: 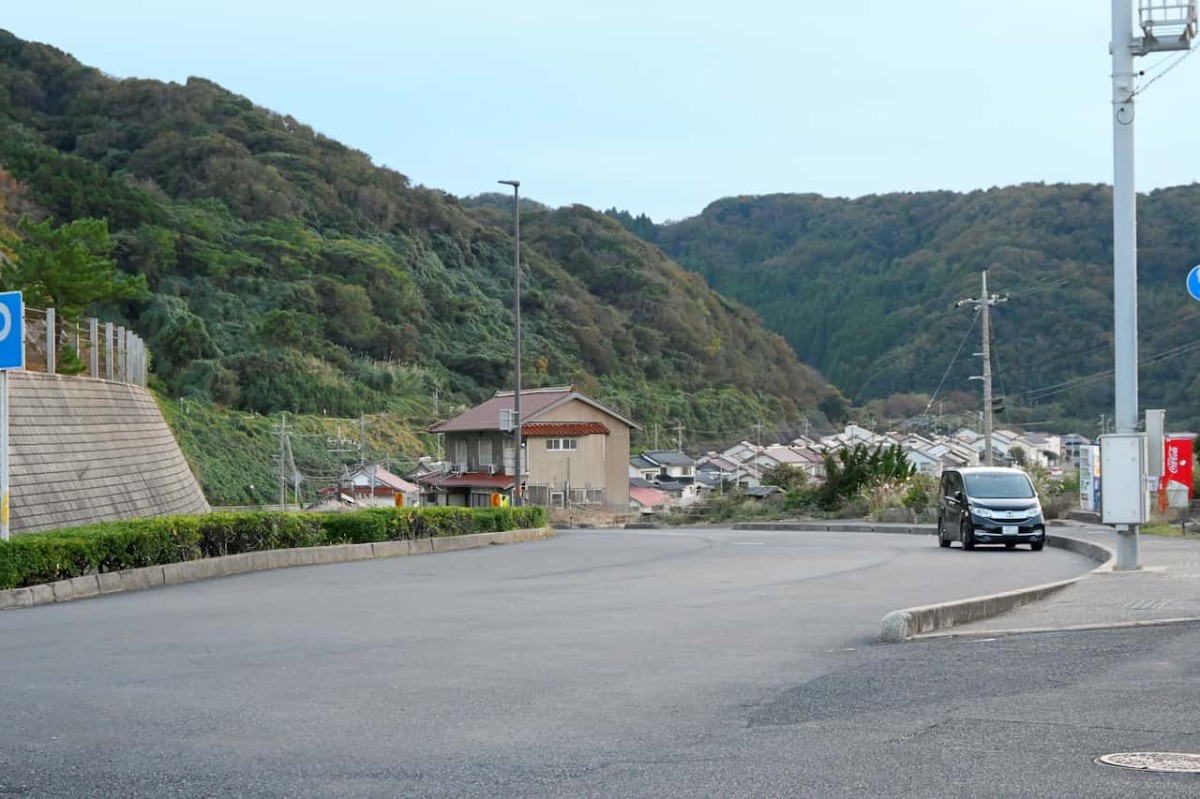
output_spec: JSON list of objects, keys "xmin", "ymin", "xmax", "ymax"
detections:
[{"xmin": 0, "ymin": 29, "xmax": 841, "ymax": 450}]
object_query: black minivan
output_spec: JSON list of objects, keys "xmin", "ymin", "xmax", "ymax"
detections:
[{"xmin": 937, "ymin": 467, "xmax": 1046, "ymax": 551}]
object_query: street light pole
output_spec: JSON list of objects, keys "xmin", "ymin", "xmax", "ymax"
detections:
[{"xmin": 498, "ymin": 180, "xmax": 522, "ymax": 507}]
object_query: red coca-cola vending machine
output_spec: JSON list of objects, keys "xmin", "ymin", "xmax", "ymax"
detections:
[{"xmin": 1163, "ymin": 437, "xmax": 1194, "ymax": 508}]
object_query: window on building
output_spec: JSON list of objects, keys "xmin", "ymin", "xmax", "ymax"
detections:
[
  {"xmin": 454, "ymin": 440, "xmax": 467, "ymax": 468},
  {"xmin": 545, "ymin": 438, "xmax": 578, "ymax": 451},
  {"xmin": 478, "ymin": 439, "xmax": 494, "ymax": 467}
]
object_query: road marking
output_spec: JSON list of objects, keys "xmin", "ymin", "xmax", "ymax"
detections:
[
  {"xmin": 730, "ymin": 542, "xmax": 766, "ymax": 546},
  {"xmin": 1119, "ymin": 599, "xmax": 1171, "ymax": 611}
]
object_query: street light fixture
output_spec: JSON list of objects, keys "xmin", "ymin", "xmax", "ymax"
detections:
[{"xmin": 498, "ymin": 179, "xmax": 522, "ymax": 507}]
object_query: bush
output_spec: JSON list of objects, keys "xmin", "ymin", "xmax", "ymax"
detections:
[
  {"xmin": 0, "ymin": 516, "xmax": 203, "ymax": 589},
  {"xmin": 196, "ymin": 511, "xmax": 324, "ymax": 556},
  {"xmin": 0, "ymin": 506, "xmax": 548, "ymax": 590}
]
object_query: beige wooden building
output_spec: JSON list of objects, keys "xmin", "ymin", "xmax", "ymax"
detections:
[{"xmin": 423, "ymin": 386, "xmax": 639, "ymax": 509}]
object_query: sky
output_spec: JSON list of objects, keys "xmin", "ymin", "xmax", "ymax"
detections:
[{"xmin": 7, "ymin": 1, "xmax": 1200, "ymax": 222}]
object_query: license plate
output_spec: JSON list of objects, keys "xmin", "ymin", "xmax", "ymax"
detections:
[{"xmin": 1002, "ymin": 525, "xmax": 1018, "ymax": 535}]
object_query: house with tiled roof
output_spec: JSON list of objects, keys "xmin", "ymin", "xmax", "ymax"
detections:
[
  {"xmin": 425, "ymin": 385, "xmax": 639, "ymax": 509},
  {"xmin": 640, "ymin": 450, "xmax": 697, "ymax": 483},
  {"xmin": 317, "ymin": 464, "xmax": 422, "ymax": 508},
  {"xmin": 629, "ymin": 479, "xmax": 672, "ymax": 515}
]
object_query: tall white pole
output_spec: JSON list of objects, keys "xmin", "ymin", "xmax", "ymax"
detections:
[{"xmin": 1112, "ymin": 0, "xmax": 1140, "ymax": 569}]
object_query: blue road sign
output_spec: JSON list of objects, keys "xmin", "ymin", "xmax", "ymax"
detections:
[
  {"xmin": 1188, "ymin": 265, "xmax": 1200, "ymax": 302},
  {"xmin": 0, "ymin": 291, "xmax": 24, "ymax": 370}
]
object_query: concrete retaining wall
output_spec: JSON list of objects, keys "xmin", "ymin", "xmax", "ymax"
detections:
[
  {"xmin": 0, "ymin": 527, "xmax": 556, "ymax": 610},
  {"xmin": 9, "ymin": 371, "xmax": 209, "ymax": 533}
]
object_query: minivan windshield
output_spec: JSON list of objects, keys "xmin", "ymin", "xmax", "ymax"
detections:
[{"xmin": 963, "ymin": 472, "xmax": 1035, "ymax": 499}]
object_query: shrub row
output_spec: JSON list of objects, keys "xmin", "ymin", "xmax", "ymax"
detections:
[{"xmin": 0, "ymin": 506, "xmax": 547, "ymax": 590}]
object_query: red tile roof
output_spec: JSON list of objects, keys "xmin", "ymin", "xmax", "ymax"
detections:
[
  {"xmin": 629, "ymin": 485, "xmax": 671, "ymax": 507},
  {"xmin": 522, "ymin": 422, "xmax": 610, "ymax": 437},
  {"xmin": 415, "ymin": 472, "xmax": 515, "ymax": 490}
]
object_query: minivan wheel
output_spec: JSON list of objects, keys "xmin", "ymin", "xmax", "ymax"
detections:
[
  {"xmin": 1031, "ymin": 541, "xmax": 1045, "ymax": 551},
  {"xmin": 937, "ymin": 516, "xmax": 951, "ymax": 547},
  {"xmin": 960, "ymin": 521, "xmax": 975, "ymax": 550}
]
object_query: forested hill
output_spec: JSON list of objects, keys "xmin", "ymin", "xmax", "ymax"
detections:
[
  {"xmin": 0, "ymin": 30, "xmax": 841, "ymax": 444},
  {"xmin": 612, "ymin": 184, "xmax": 1200, "ymax": 431}
]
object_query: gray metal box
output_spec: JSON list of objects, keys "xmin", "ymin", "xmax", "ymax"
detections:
[{"xmin": 1100, "ymin": 433, "xmax": 1149, "ymax": 525}]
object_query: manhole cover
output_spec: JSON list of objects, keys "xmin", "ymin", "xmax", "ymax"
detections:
[{"xmin": 1097, "ymin": 752, "xmax": 1200, "ymax": 773}]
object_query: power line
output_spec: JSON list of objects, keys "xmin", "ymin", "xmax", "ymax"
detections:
[{"xmin": 921, "ymin": 306, "xmax": 981, "ymax": 424}]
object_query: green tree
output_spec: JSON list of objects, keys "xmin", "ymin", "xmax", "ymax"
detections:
[
  {"xmin": 6, "ymin": 217, "xmax": 147, "ymax": 318},
  {"xmin": 816, "ymin": 443, "xmax": 916, "ymax": 510},
  {"xmin": 761, "ymin": 463, "xmax": 809, "ymax": 493}
]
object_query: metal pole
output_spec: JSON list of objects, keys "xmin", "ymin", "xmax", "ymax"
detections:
[
  {"xmin": 105, "ymin": 322, "xmax": 114, "ymax": 380},
  {"xmin": 0, "ymin": 371, "xmax": 8, "ymax": 541},
  {"xmin": 981, "ymin": 271, "xmax": 994, "ymax": 466},
  {"xmin": 116, "ymin": 326, "xmax": 126, "ymax": 382},
  {"xmin": 46, "ymin": 308, "xmax": 56, "ymax": 375},
  {"xmin": 279, "ymin": 412, "xmax": 287, "ymax": 509},
  {"xmin": 89, "ymin": 318, "xmax": 99, "ymax": 378},
  {"xmin": 499, "ymin": 179, "xmax": 522, "ymax": 506},
  {"xmin": 1112, "ymin": 0, "xmax": 1140, "ymax": 569}
]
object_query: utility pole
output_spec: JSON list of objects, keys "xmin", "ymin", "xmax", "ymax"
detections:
[
  {"xmin": 674, "ymin": 423, "xmax": 685, "ymax": 452},
  {"xmin": 958, "ymin": 270, "xmax": 1007, "ymax": 466},
  {"xmin": 359, "ymin": 415, "xmax": 367, "ymax": 468},
  {"xmin": 278, "ymin": 412, "xmax": 287, "ymax": 509},
  {"xmin": 753, "ymin": 421, "xmax": 766, "ymax": 481},
  {"xmin": 654, "ymin": 423, "xmax": 659, "ymax": 451}
]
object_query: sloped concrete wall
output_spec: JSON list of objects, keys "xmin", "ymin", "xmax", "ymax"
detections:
[{"xmin": 9, "ymin": 372, "xmax": 209, "ymax": 534}]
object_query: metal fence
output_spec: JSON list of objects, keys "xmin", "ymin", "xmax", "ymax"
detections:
[{"xmin": 21, "ymin": 305, "xmax": 148, "ymax": 386}]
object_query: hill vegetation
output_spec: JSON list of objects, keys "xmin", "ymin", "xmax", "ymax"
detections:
[
  {"xmin": 0, "ymin": 30, "xmax": 840, "ymax": 480},
  {"xmin": 611, "ymin": 184, "xmax": 1200, "ymax": 433}
]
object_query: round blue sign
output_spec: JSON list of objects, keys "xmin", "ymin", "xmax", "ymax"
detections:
[{"xmin": 1189, "ymin": 265, "xmax": 1200, "ymax": 301}]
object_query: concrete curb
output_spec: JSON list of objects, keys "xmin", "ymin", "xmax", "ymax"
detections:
[
  {"xmin": 724, "ymin": 519, "xmax": 1116, "ymax": 642},
  {"xmin": 910, "ymin": 615, "xmax": 1200, "ymax": 640},
  {"xmin": 0, "ymin": 527, "xmax": 555, "ymax": 611},
  {"xmin": 733, "ymin": 521, "xmax": 932, "ymax": 535},
  {"xmin": 878, "ymin": 533, "xmax": 1115, "ymax": 642}
]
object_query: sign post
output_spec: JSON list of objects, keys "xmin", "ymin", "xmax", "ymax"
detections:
[{"xmin": 0, "ymin": 291, "xmax": 25, "ymax": 541}]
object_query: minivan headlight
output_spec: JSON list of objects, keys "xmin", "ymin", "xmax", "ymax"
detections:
[{"xmin": 971, "ymin": 506, "xmax": 995, "ymax": 518}]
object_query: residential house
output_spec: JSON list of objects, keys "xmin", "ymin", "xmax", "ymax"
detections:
[
  {"xmin": 629, "ymin": 455, "xmax": 660, "ymax": 482},
  {"xmin": 424, "ymin": 385, "xmax": 639, "ymax": 509},
  {"xmin": 696, "ymin": 452, "xmax": 739, "ymax": 484},
  {"xmin": 640, "ymin": 450, "xmax": 697, "ymax": 483},
  {"xmin": 346, "ymin": 465, "xmax": 421, "ymax": 507},
  {"xmin": 629, "ymin": 479, "xmax": 672, "ymax": 515},
  {"xmin": 638, "ymin": 451, "xmax": 701, "ymax": 506},
  {"xmin": 903, "ymin": 446, "xmax": 944, "ymax": 476}
]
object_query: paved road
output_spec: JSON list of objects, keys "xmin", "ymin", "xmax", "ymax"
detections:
[{"xmin": 3, "ymin": 527, "xmax": 1184, "ymax": 798}]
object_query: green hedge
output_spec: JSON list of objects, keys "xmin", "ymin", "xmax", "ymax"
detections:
[{"xmin": 0, "ymin": 506, "xmax": 547, "ymax": 590}]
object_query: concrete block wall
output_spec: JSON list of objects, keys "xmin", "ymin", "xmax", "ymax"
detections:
[{"xmin": 9, "ymin": 372, "xmax": 210, "ymax": 534}]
